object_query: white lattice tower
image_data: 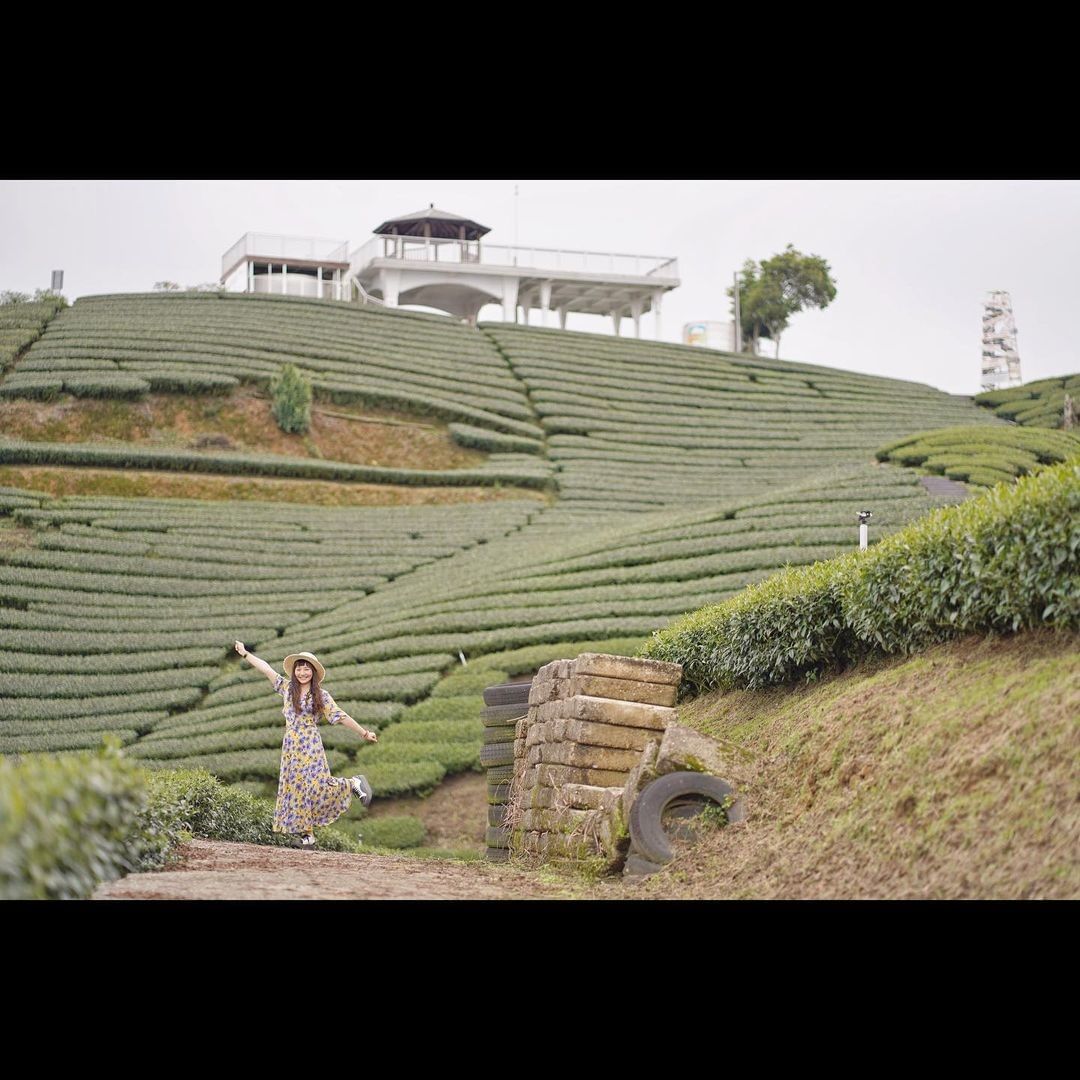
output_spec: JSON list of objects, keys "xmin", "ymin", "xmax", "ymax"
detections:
[{"xmin": 981, "ymin": 291, "xmax": 1023, "ymax": 391}]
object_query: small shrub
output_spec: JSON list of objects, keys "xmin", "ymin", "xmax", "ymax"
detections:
[
  {"xmin": 270, "ymin": 364, "xmax": 312, "ymax": 434},
  {"xmin": 360, "ymin": 815, "xmax": 427, "ymax": 848}
]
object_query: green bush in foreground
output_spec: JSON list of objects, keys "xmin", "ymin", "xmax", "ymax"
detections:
[
  {"xmin": 641, "ymin": 462, "xmax": 1080, "ymax": 694},
  {"xmin": 0, "ymin": 742, "xmax": 361, "ymax": 898},
  {"xmin": 270, "ymin": 363, "xmax": 312, "ymax": 434},
  {"xmin": 0, "ymin": 738, "xmax": 147, "ymax": 899}
]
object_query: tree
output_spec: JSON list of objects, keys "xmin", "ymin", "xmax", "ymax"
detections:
[
  {"xmin": 727, "ymin": 244, "xmax": 837, "ymax": 357},
  {"xmin": 270, "ymin": 364, "xmax": 312, "ymax": 434},
  {"xmin": 33, "ymin": 288, "xmax": 68, "ymax": 308},
  {"xmin": 154, "ymin": 281, "xmax": 181, "ymax": 291}
]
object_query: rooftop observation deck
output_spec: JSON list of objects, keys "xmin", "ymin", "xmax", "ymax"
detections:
[{"xmin": 350, "ymin": 235, "xmax": 679, "ymax": 331}]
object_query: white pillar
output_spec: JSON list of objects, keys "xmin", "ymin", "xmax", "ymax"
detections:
[
  {"xmin": 558, "ymin": 306, "xmax": 568, "ymax": 330},
  {"xmin": 653, "ymin": 289, "xmax": 664, "ymax": 340},
  {"xmin": 502, "ymin": 276, "xmax": 519, "ymax": 323},
  {"xmin": 521, "ymin": 298, "xmax": 530, "ymax": 325},
  {"xmin": 631, "ymin": 298, "xmax": 643, "ymax": 339},
  {"xmin": 612, "ymin": 311, "xmax": 622, "ymax": 336},
  {"xmin": 247, "ymin": 261, "xmax": 254, "ymax": 293},
  {"xmin": 381, "ymin": 268, "xmax": 401, "ymax": 307},
  {"xmin": 317, "ymin": 266, "xmax": 323, "ymax": 300},
  {"xmin": 282, "ymin": 263, "xmax": 288, "ymax": 294},
  {"xmin": 540, "ymin": 281, "xmax": 552, "ymax": 327}
]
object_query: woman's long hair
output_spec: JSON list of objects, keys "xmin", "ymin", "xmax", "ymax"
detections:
[{"xmin": 289, "ymin": 662, "xmax": 328, "ymax": 716}]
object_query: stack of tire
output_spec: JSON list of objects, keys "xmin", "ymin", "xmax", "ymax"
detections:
[{"xmin": 481, "ymin": 679, "xmax": 532, "ymax": 862}]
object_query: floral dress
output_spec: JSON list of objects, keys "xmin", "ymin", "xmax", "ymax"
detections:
[{"xmin": 270, "ymin": 673, "xmax": 355, "ymax": 837}]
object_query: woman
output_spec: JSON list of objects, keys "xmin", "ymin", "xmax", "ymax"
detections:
[{"xmin": 234, "ymin": 641, "xmax": 378, "ymax": 849}]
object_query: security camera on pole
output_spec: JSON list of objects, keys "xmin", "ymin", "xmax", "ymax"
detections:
[{"xmin": 857, "ymin": 510, "xmax": 872, "ymax": 551}]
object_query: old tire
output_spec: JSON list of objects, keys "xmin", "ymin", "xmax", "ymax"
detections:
[
  {"xmin": 487, "ymin": 782, "xmax": 512, "ymax": 804},
  {"xmin": 486, "ymin": 825, "xmax": 511, "ymax": 849},
  {"xmin": 482, "ymin": 725, "xmax": 518, "ymax": 745},
  {"xmin": 628, "ymin": 772, "xmax": 736, "ymax": 865},
  {"xmin": 480, "ymin": 742, "xmax": 515, "ymax": 767},
  {"xmin": 482, "ymin": 682, "xmax": 532, "ymax": 707},
  {"xmin": 624, "ymin": 852, "xmax": 666, "ymax": 878},
  {"xmin": 481, "ymin": 703, "xmax": 529, "ymax": 726}
]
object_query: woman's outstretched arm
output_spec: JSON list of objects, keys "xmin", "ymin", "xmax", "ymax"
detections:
[
  {"xmin": 234, "ymin": 641, "xmax": 280, "ymax": 685},
  {"xmin": 323, "ymin": 693, "xmax": 378, "ymax": 742}
]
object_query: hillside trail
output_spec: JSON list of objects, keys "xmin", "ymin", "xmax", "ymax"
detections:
[
  {"xmin": 92, "ymin": 839, "xmax": 570, "ymax": 900},
  {"xmin": 92, "ymin": 775, "xmax": 576, "ymax": 900}
]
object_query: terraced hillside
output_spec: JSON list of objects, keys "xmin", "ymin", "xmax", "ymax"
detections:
[
  {"xmin": 0, "ymin": 292, "xmax": 1007, "ymax": 812},
  {"xmin": 483, "ymin": 323, "xmax": 999, "ymax": 518},
  {"xmin": 0, "ymin": 293, "xmax": 550, "ymax": 492}
]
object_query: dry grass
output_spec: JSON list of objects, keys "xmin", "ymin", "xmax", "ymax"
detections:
[
  {"xmin": 0, "ymin": 388, "xmax": 487, "ymax": 471},
  {"xmin": 0, "ymin": 519, "xmax": 37, "ymax": 549},
  {"xmin": 570, "ymin": 629, "xmax": 1080, "ymax": 899}
]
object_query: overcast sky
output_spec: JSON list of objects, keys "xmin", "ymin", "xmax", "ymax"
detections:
[{"xmin": 2, "ymin": 178, "xmax": 1075, "ymax": 395}]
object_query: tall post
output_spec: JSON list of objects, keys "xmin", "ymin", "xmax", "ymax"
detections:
[
  {"xmin": 857, "ymin": 511, "xmax": 872, "ymax": 551},
  {"xmin": 733, "ymin": 271, "xmax": 742, "ymax": 353}
]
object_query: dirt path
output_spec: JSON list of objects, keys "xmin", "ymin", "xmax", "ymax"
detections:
[{"xmin": 91, "ymin": 839, "xmax": 570, "ymax": 900}]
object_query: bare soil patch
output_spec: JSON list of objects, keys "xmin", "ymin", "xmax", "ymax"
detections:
[
  {"xmin": 91, "ymin": 838, "xmax": 565, "ymax": 900},
  {"xmin": 0, "ymin": 388, "xmax": 487, "ymax": 470},
  {"xmin": 0, "ymin": 466, "xmax": 546, "ymax": 507}
]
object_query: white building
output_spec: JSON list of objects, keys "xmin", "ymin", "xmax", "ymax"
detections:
[
  {"xmin": 221, "ymin": 206, "xmax": 680, "ymax": 339},
  {"xmin": 683, "ymin": 320, "xmax": 774, "ymax": 356},
  {"xmin": 220, "ymin": 234, "xmax": 350, "ymax": 301}
]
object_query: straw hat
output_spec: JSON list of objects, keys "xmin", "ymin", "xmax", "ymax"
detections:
[{"xmin": 283, "ymin": 652, "xmax": 326, "ymax": 680}]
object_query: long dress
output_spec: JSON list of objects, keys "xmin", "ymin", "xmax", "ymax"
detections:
[{"xmin": 270, "ymin": 673, "xmax": 355, "ymax": 837}]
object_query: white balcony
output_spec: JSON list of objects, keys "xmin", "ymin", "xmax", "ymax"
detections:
[
  {"xmin": 222, "ymin": 232, "xmax": 350, "ymax": 281},
  {"xmin": 350, "ymin": 236, "xmax": 679, "ymax": 282}
]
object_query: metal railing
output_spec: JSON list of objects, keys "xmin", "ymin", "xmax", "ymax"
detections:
[
  {"xmin": 350, "ymin": 236, "xmax": 679, "ymax": 280},
  {"xmin": 222, "ymin": 233, "xmax": 350, "ymax": 278}
]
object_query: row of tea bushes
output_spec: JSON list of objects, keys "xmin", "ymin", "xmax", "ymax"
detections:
[
  {"xmin": 974, "ymin": 373, "xmax": 1080, "ymax": 429},
  {"xmin": 9, "ymin": 292, "xmax": 541, "ymax": 438},
  {"xmin": 876, "ymin": 425, "xmax": 1080, "ymax": 487},
  {"xmin": 480, "ymin": 322, "xmax": 997, "ymax": 513},
  {"xmin": 641, "ymin": 462, "xmax": 1080, "ymax": 693}
]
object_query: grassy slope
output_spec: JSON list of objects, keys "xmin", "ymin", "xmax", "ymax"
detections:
[
  {"xmin": 0, "ymin": 294, "xmax": 1039, "ymax": 812},
  {"xmin": 584, "ymin": 628, "xmax": 1079, "ymax": 899}
]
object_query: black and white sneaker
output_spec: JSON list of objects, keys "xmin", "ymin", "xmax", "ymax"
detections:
[{"xmin": 350, "ymin": 774, "xmax": 373, "ymax": 807}]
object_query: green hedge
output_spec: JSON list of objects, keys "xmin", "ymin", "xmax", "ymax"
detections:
[
  {"xmin": 0, "ymin": 439, "xmax": 551, "ymax": 490},
  {"xmin": 974, "ymin": 373, "xmax": 1078, "ymax": 428},
  {"xmin": 449, "ymin": 423, "xmax": 545, "ymax": 455},
  {"xmin": 641, "ymin": 462, "xmax": 1080, "ymax": 694},
  {"xmin": 358, "ymin": 815, "xmax": 427, "ymax": 848},
  {"xmin": 0, "ymin": 728, "xmax": 141, "ymax": 755},
  {"xmin": 0, "ymin": 738, "xmax": 148, "ymax": 899},
  {"xmin": 360, "ymin": 760, "xmax": 446, "ymax": 796},
  {"xmin": 876, "ymin": 425, "xmax": 1080, "ymax": 486}
]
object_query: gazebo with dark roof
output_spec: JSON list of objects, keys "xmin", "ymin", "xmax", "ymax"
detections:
[{"xmin": 374, "ymin": 204, "xmax": 490, "ymax": 242}]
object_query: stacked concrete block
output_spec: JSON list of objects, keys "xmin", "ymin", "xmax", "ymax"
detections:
[{"xmin": 507, "ymin": 652, "xmax": 682, "ymax": 864}]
